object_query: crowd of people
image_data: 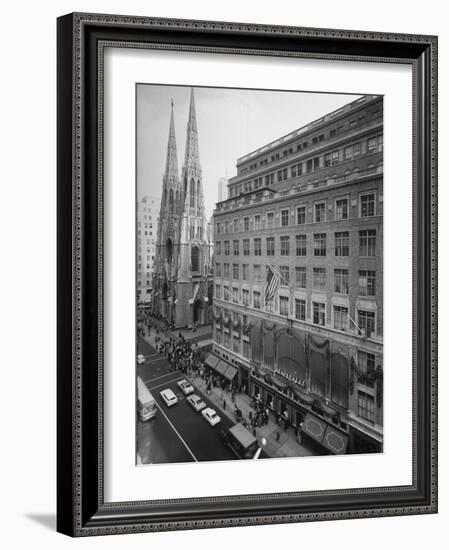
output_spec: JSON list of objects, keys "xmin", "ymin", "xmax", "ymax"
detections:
[{"xmin": 138, "ymin": 308, "xmax": 306, "ymax": 449}]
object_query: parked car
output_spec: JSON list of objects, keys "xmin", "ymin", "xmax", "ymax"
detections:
[
  {"xmin": 201, "ymin": 407, "xmax": 221, "ymax": 426},
  {"xmin": 137, "ymin": 354, "xmax": 145, "ymax": 365},
  {"xmin": 160, "ymin": 388, "xmax": 178, "ymax": 407},
  {"xmin": 186, "ymin": 394, "xmax": 206, "ymax": 412},
  {"xmin": 177, "ymin": 379, "xmax": 194, "ymax": 395}
]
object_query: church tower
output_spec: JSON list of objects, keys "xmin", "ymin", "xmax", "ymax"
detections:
[
  {"xmin": 153, "ymin": 100, "xmax": 182, "ymax": 322},
  {"xmin": 153, "ymin": 89, "xmax": 212, "ymax": 328}
]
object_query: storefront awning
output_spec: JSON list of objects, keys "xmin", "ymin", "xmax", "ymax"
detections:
[
  {"xmin": 205, "ymin": 353, "xmax": 220, "ymax": 369},
  {"xmin": 302, "ymin": 413, "xmax": 348, "ymax": 454},
  {"xmin": 204, "ymin": 354, "xmax": 238, "ymax": 381}
]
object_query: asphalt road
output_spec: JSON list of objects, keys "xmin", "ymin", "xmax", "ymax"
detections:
[{"xmin": 137, "ymin": 335, "xmax": 237, "ymax": 465}]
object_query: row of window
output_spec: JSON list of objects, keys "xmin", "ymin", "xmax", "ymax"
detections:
[
  {"xmin": 216, "ymin": 193, "xmax": 377, "ymax": 235},
  {"xmin": 215, "ymin": 293, "xmax": 376, "ymax": 336},
  {"xmin": 232, "ymin": 135, "xmax": 382, "ymax": 195},
  {"xmin": 215, "ymin": 229, "xmax": 377, "ymax": 258},
  {"xmin": 216, "ymin": 267, "xmax": 375, "ymax": 298}
]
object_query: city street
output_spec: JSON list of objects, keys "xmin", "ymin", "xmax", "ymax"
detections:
[{"xmin": 137, "ymin": 335, "xmax": 236, "ymax": 464}]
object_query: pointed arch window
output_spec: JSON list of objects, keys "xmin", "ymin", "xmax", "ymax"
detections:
[
  {"xmin": 175, "ymin": 190, "xmax": 179, "ymax": 213},
  {"xmin": 191, "ymin": 245, "xmax": 200, "ymax": 272},
  {"xmin": 196, "ymin": 181, "xmax": 201, "ymax": 208},
  {"xmin": 169, "ymin": 189, "xmax": 174, "ymax": 213}
]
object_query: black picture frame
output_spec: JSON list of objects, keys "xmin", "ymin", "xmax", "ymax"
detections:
[{"xmin": 57, "ymin": 12, "xmax": 438, "ymax": 536}]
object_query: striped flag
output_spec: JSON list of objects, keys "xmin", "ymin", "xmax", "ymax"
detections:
[{"xmin": 264, "ymin": 264, "xmax": 280, "ymax": 306}]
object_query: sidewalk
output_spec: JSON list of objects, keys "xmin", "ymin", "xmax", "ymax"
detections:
[{"xmin": 187, "ymin": 372, "xmax": 315, "ymax": 459}]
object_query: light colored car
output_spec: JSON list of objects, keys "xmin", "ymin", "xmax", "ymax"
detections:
[
  {"xmin": 137, "ymin": 354, "xmax": 145, "ymax": 365},
  {"xmin": 201, "ymin": 407, "xmax": 221, "ymax": 426},
  {"xmin": 160, "ymin": 388, "xmax": 178, "ymax": 407},
  {"xmin": 177, "ymin": 379, "xmax": 194, "ymax": 395},
  {"xmin": 187, "ymin": 394, "xmax": 206, "ymax": 412}
]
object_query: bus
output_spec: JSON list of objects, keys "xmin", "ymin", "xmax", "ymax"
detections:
[
  {"xmin": 220, "ymin": 423, "xmax": 260, "ymax": 459},
  {"xmin": 137, "ymin": 376, "xmax": 157, "ymax": 421}
]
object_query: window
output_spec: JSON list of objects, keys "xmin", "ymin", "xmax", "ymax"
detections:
[
  {"xmin": 224, "ymin": 220, "xmax": 230, "ymax": 233},
  {"xmin": 335, "ymin": 198, "xmax": 348, "ymax": 220},
  {"xmin": 314, "ymin": 203, "xmax": 326, "ymax": 222},
  {"xmin": 296, "ymin": 206, "xmax": 306, "ymax": 224},
  {"xmin": 231, "ymin": 240, "xmax": 239, "ymax": 256},
  {"xmin": 359, "ymin": 270, "xmax": 376, "ymax": 297},
  {"xmin": 360, "ymin": 193, "xmax": 376, "ymax": 217},
  {"xmin": 313, "ymin": 302, "xmax": 326, "ymax": 326},
  {"xmin": 344, "ymin": 146, "xmax": 352, "ymax": 160},
  {"xmin": 216, "ymin": 222, "xmax": 221, "ymax": 235},
  {"xmin": 244, "ymin": 217, "xmax": 249, "ymax": 231},
  {"xmin": 215, "ymin": 241, "xmax": 221, "ymax": 255},
  {"xmin": 353, "ymin": 142, "xmax": 362, "ymax": 157},
  {"xmin": 296, "ymin": 234, "xmax": 307, "ymax": 256},
  {"xmin": 223, "ymin": 285, "xmax": 229, "ymax": 301},
  {"xmin": 243, "ymin": 239, "xmax": 250, "ymax": 256},
  {"xmin": 190, "ymin": 246, "xmax": 200, "ymax": 272},
  {"xmin": 358, "ymin": 310, "xmax": 375, "ymax": 337},
  {"xmin": 367, "ymin": 137, "xmax": 376, "ymax": 152},
  {"xmin": 358, "ymin": 391, "xmax": 375, "ymax": 422},
  {"xmin": 267, "ymin": 212, "xmax": 274, "ymax": 228},
  {"xmin": 232, "ymin": 287, "xmax": 239, "ymax": 303},
  {"xmin": 233, "ymin": 264, "xmax": 239, "ymax": 280},
  {"xmin": 215, "ymin": 285, "xmax": 222, "ymax": 299},
  {"xmin": 242, "ymin": 264, "xmax": 249, "ymax": 281},
  {"xmin": 254, "ymin": 215, "xmax": 261, "ymax": 230},
  {"xmin": 254, "ymin": 238, "xmax": 262, "ymax": 256},
  {"xmin": 280, "ymin": 266, "xmax": 290, "ymax": 287},
  {"xmin": 334, "ymin": 269, "xmax": 349, "ymax": 294},
  {"xmin": 358, "ymin": 351, "xmax": 376, "ymax": 387},
  {"xmin": 378, "ymin": 135, "xmax": 383, "ymax": 151},
  {"xmin": 359, "ymin": 230, "xmax": 376, "ymax": 256},
  {"xmin": 253, "ymin": 291, "xmax": 261, "ymax": 309},
  {"xmin": 335, "ymin": 231, "xmax": 349, "ymax": 256},
  {"xmin": 281, "ymin": 209, "xmax": 289, "ymax": 227},
  {"xmin": 254, "ymin": 265, "xmax": 261, "ymax": 282},
  {"xmin": 295, "ymin": 267, "xmax": 306, "ymax": 288},
  {"xmin": 334, "ymin": 305, "xmax": 349, "ymax": 331},
  {"xmin": 233, "ymin": 219, "xmax": 239, "ymax": 232},
  {"xmin": 313, "ymin": 268, "xmax": 326, "ymax": 291},
  {"xmin": 280, "ymin": 236, "xmax": 290, "ymax": 256},
  {"xmin": 223, "ymin": 263, "xmax": 230, "ymax": 279},
  {"xmin": 279, "ymin": 296, "xmax": 289, "ymax": 316},
  {"xmin": 295, "ymin": 299, "xmax": 306, "ymax": 321},
  {"xmin": 224, "ymin": 240, "xmax": 230, "ymax": 255},
  {"xmin": 266, "ymin": 237, "xmax": 275, "ymax": 256},
  {"xmin": 242, "ymin": 289, "xmax": 249, "ymax": 306},
  {"xmin": 314, "ymin": 233, "xmax": 327, "ymax": 256}
]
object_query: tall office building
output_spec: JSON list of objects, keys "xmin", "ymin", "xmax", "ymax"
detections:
[{"xmin": 137, "ymin": 195, "xmax": 160, "ymax": 303}]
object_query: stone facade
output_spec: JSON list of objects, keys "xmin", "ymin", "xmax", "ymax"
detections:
[
  {"xmin": 153, "ymin": 89, "xmax": 213, "ymax": 328},
  {"xmin": 212, "ymin": 95, "xmax": 383, "ymax": 453}
]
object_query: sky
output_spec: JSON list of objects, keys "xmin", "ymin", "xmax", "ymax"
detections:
[{"xmin": 137, "ymin": 85, "xmax": 362, "ymax": 219}]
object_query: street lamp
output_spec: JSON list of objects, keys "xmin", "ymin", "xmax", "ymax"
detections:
[{"xmin": 252, "ymin": 437, "xmax": 267, "ymax": 460}]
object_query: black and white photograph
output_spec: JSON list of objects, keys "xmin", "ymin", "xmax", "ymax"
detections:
[{"xmin": 135, "ymin": 84, "xmax": 384, "ymax": 464}]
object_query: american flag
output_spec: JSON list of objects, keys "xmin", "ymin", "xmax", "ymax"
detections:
[{"xmin": 264, "ymin": 264, "xmax": 280, "ymax": 306}]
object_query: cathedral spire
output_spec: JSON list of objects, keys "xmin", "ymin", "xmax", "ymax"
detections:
[
  {"xmin": 184, "ymin": 87, "xmax": 200, "ymax": 168},
  {"xmin": 164, "ymin": 99, "xmax": 178, "ymax": 182}
]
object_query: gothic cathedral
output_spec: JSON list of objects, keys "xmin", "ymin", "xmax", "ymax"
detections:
[{"xmin": 152, "ymin": 88, "xmax": 213, "ymax": 328}]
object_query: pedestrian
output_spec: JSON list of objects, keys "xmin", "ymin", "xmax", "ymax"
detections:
[
  {"xmin": 223, "ymin": 399, "xmax": 226, "ymax": 410},
  {"xmin": 276, "ymin": 431, "xmax": 280, "ymax": 442},
  {"xmin": 252, "ymin": 427, "xmax": 256, "ymax": 437}
]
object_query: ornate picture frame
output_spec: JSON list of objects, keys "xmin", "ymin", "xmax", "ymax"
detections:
[{"xmin": 57, "ymin": 12, "xmax": 437, "ymax": 536}]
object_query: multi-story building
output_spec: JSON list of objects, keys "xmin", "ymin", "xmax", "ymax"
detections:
[
  {"xmin": 210, "ymin": 95, "xmax": 383, "ymax": 454},
  {"xmin": 137, "ymin": 195, "xmax": 160, "ymax": 304},
  {"xmin": 153, "ymin": 90, "xmax": 213, "ymax": 327}
]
